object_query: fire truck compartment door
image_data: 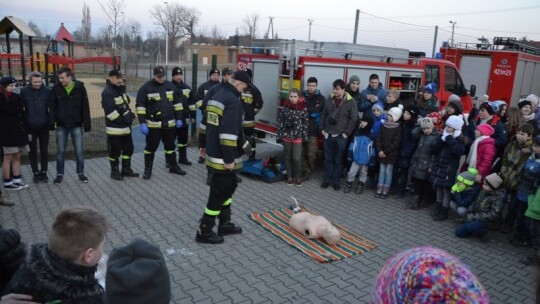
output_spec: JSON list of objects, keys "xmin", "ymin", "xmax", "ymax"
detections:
[
  {"xmin": 459, "ymin": 55, "xmax": 491, "ymax": 98},
  {"xmin": 252, "ymin": 61, "xmax": 279, "ymax": 126}
]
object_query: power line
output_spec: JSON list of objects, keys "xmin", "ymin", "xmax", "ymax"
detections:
[
  {"xmin": 388, "ymin": 5, "xmax": 540, "ymax": 19},
  {"xmin": 457, "ymin": 26, "xmax": 540, "ymax": 35}
]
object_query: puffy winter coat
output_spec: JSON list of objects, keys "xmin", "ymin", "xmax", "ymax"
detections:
[
  {"xmin": 375, "ymin": 122, "xmax": 402, "ymax": 164},
  {"xmin": 397, "ymin": 120, "xmax": 418, "ymax": 168},
  {"xmin": 359, "ymin": 83, "xmax": 388, "ymax": 117},
  {"xmin": 4, "ymin": 243, "xmax": 105, "ymax": 304},
  {"xmin": 466, "ymin": 187, "xmax": 506, "ymax": 230},
  {"xmin": 463, "ymin": 137, "xmax": 496, "ymax": 179},
  {"xmin": 429, "ymin": 134, "xmax": 465, "ymax": 187},
  {"xmin": 410, "ymin": 127, "xmax": 439, "ymax": 180},
  {"xmin": 277, "ymin": 99, "xmax": 308, "ymax": 141}
]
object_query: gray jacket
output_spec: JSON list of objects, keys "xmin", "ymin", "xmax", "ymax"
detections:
[
  {"xmin": 320, "ymin": 92, "xmax": 358, "ymax": 136},
  {"xmin": 410, "ymin": 127, "xmax": 439, "ymax": 180}
]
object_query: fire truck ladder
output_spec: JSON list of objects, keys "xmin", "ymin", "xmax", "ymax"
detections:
[{"xmin": 493, "ymin": 37, "xmax": 540, "ymax": 56}]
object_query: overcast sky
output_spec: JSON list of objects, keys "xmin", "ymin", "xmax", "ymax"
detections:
[{"xmin": 1, "ymin": 0, "xmax": 539, "ymax": 56}]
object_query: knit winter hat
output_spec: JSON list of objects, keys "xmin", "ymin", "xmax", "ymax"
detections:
[
  {"xmin": 372, "ymin": 102, "xmax": 384, "ymax": 112},
  {"xmin": 388, "ymin": 107, "xmax": 403, "ymax": 121},
  {"xmin": 479, "ymin": 102, "xmax": 495, "ymax": 115},
  {"xmin": 448, "ymin": 94, "xmax": 463, "ymax": 114},
  {"xmin": 424, "ymin": 82, "xmax": 437, "ymax": 95},
  {"xmin": 476, "ymin": 124, "xmax": 494, "ymax": 137},
  {"xmin": 418, "ymin": 117, "xmax": 434, "ymax": 129},
  {"xmin": 427, "ymin": 112, "xmax": 441, "ymax": 127},
  {"xmin": 371, "ymin": 246, "xmax": 489, "ymax": 304},
  {"xmin": 484, "ymin": 173, "xmax": 503, "ymax": 190},
  {"xmin": 445, "ymin": 115, "xmax": 464, "ymax": 130},
  {"xmin": 349, "ymin": 75, "xmax": 360, "ymax": 84},
  {"xmin": 106, "ymin": 238, "xmax": 171, "ymax": 304},
  {"xmin": 525, "ymin": 94, "xmax": 539, "ymax": 106},
  {"xmin": 457, "ymin": 168, "xmax": 478, "ymax": 186},
  {"xmin": 404, "ymin": 105, "xmax": 419, "ymax": 119},
  {"xmin": 518, "ymin": 99, "xmax": 533, "ymax": 110},
  {"xmin": 0, "ymin": 76, "xmax": 17, "ymax": 86},
  {"xmin": 490, "ymin": 100, "xmax": 507, "ymax": 114}
]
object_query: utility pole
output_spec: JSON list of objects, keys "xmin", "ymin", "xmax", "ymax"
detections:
[
  {"xmin": 121, "ymin": 11, "xmax": 125, "ymax": 72},
  {"xmin": 265, "ymin": 17, "xmax": 274, "ymax": 39},
  {"xmin": 449, "ymin": 20, "xmax": 457, "ymax": 47},
  {"xmin": 353, "ymin": 9, "xmax": 360, "ymax": 44},
  {"xmin": 308, "ymin": 19, "xmax": 314, "ymax": 42},
  {"xmin": 164, "ymin": 1, "xmax": 169, "ymax": 68}
]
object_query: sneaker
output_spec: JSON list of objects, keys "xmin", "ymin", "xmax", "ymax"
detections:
[
  {"xmin": 54, "ymin": 175, "xmax": 63, "ymax": 184},
  {"xmin": 295, "ymin": 177, "xmax": 303, "ymax": 187},
  {"xmin": 287, "ymin": 178, "xmax": 293, "ymax": 186},
  {"xmin": 4, "ymin": 184, "xmax": 22, "ymax": 191},
  {"xmin": 14, "ymin": 181, "xmax": 29, "ymax": 189},
  {"xmin": 78, "ymin": 174, "xmax": 89, "ymax": 183}
]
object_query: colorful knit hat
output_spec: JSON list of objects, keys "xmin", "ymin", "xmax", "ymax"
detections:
[
  {"xmin": 371, "ymin": 246, "xmax": 489, "ymax": 304},
  {"xmin": 426, "ymin": 112, "xmax": 442, "ymax": 130},
  {"xmin": 476, "ymin": 124, "xmax": 494, "ymax": 137},
  {"xmin": 452, "ymin": 168, "xmax": 479, "ymax": 193}
]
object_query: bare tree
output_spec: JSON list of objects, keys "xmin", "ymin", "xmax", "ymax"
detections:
[
  {"xmin": 211, "ymin": 25, "xmax": 223, "ymax": 45},
  {"xmin": 242, "ymin": 13, "xmax": 259, "ymax": 39},
  {"xmin": 98, "ymin": 0, "xmax": 126, "ymax": 60},
  {"xmin": 81, "ymin": 2, "xmax": 92, "ymax": 41},
  {"xmin": 27, "ymin": 21, "xmax": 43, "ymax": 37},
  {"xmin": 150, "ymin": 3, "xmax": 201, "ymax": 60}
]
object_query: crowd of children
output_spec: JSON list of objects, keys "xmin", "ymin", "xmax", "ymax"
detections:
[{"xmin": 277, "ymin": 77, "xmax": 540, "ymax": 266}]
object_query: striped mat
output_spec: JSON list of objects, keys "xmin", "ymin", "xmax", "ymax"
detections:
[{"xmin": 249, "ymin": 208, "xmax": 378, "ymax": 262}]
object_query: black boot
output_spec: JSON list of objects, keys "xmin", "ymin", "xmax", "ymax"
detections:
[
  {"xmin": 218, "ymin": 207, "xmax": 243, "ymax": 235},
  {"xmin": 143, "ymin": 153, "xmax": 154, "ymax": 180},
  {"xmin": 110, "ymin": 159, "xmax": 123, "ymax": 181},
  {"xmin": 355, "ymin": 182, "xmax": 364, "ymax": 194},
  {"xmin": 430, "ymin": 202, "xmax": 442, "ymax": 217},
  {"xmin": 121, "ymin": 159, "xmax": 139, "ymax": 177},
  {"xmin": 196, "ymin": 215, "xmax": 224, "ymax": 244},
  {"xmin": 408, "ymin": 195, "xmax": 420, "ymax": 210},
  {"xmin": 178, "ymin": 147, "xmax": 192, "ymax": 166},
  {"xmin": 249, "ymin": 150, "xmax": 256, "ymax": 161},
  {"xmin": 343, "ymin": 181, "xmax": 352, "ymax": 193},
  {"xmin": 167, "ymin": 153, "xmax": 186, "ymax": 175},
  {"xmin": 434, "ymin": 207, "xmax": 449, "ymax": 221}
]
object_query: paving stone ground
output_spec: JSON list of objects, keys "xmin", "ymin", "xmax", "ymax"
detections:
[{"xmin": 0, "ymin": 142, "xmax": 535, "ymax": 303}]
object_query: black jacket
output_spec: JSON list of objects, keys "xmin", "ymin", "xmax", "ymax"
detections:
[
  {"xmin": 101, "ymin": 81, "xmax": 135, "ymax": 136},
  {"xmin": 20, "ymin": 84, "xmax": 50, "ymax": 130},
  {"xmin": 0, "ymin": 90, "xmax": 29, "ymax": 147},
  {"xmin": 205, "ymin": 82, "xmax": 244, "ymax": 174},
  {"xmin": 173, "ymin": 80, "xmax": 195, "ymax": 120},
  {"xmin": 135, "ymin": 79, "xmax": 184, "ymax": 129},
  {"xmin": 3, "ymin": 243, "xmax": 105, "ymax": 304},
  {"xmin": 198, "ymin": 82, "xmax": 227, "ymax": 149},
  {"xmin": 429, "ymin": 134, "xmax": 465, "ymax": 187},
  {"xmin": 49, "ymin": 80, "xmax": 91, "ymax": 131},
  {"xmin": 241, "ymin": 84, "xmax": 264, "ymax": 128},
  {"xmin": 303, "ymin": 89, "xmax": 325, "ymax": 137}
]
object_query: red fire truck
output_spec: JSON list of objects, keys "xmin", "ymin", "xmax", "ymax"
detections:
[
  {"xmin": 237, "ymin": 39, "xmax": 475, "ymax": 137},
  {"xmin": 440, "ymin": 37, "xmax": 540, "ymax": 105}
]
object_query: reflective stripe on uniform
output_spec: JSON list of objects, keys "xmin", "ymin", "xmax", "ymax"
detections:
[
  {"xmin": 136, "ymin": 107, "xmax": 146, "ymax": 115},
  {"xmin": 148, "ymin": 93, "xmax": 160, "ymax": 100},
  {"xmin": 219, "ymin": 133, "xmax": 238, "ymax": 147},
  {"xmin": 164, "ymin": 150, "xmax": 175, "ymax": 154},
  {"xmin": 205, "ymin": 156, "xmax": 243, "ymax": 171},
  {"xmin": 174, "ymin": 102, "xmax": 184, "ymax": 111},
  {"xmin": 241, "ymin": 93, "xmax": 253, "ymax": 104},
  {"xmin": 143, "ymin": 150, "xmax": 153, "ymax": 155},
  {"xmin": 242, "ymin": 120, "xmax": 255, "ymax": 127},
  {"xmin": 114, "ymin": 96, "xmax": 124, "ymax": 105},
  {"xmin": 189, "ymin": 104, "xmax": 196, "ymax": 111},
  {"xmin": 147, "ymin": 120, "xmax": 175, "ymax": 128},
  {"xmin": 204, "ymin": 208, "xmax": 221, "ymax": 216},
  {"xmin": 106, "ymin": 126, "xmax": 131, "ymax": 135},
  {"xmin": 223, "ymin": 198, "xmax": 233, "ymax": 207},
  {"xmin": 177, "ymin": 143, "xmax": 188, "ymax": 147},
  {"xmin": 206, "ymin": 100, "xmax": 225, "ymax": 116},
  {"xmin": 196, "ymin": 100, "xmax": 203, "ymax": 108},
  {"xmin": 106, "ymin": 110, "xmax": 120, "ymax": 121},
  {"xmin": 166, "ymin": 90, "xmax": 174, "ymax": 101},
  {"xmin": 182, "ymin": 89, "xmax": 191, "ymax": 98},
  {"xmin": 121, "ymin": 155, "xmax": 131, "ymax": 160}
]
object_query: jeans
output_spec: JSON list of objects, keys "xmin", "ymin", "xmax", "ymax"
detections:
[
  {"xmin": 323, "ymin": 135, "xmax": 346, "ymax": 185},
  {"xmin": 455, "ymin": 220, "xmax": 487, "ymax": 238},
  {"xmin": 283, "ymin": 141, "xmax": 302, "ymax": 179},
  {"xmin": 56, "ymin": 126, "xmax": 84, "ymax": 175},
  {"xmin": 377, "ymin": 163, "xmax": 394, "ymax": 187}
]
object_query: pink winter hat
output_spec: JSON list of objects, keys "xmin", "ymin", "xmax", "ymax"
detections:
[
  {"xmin": 476, "ymin": 124, "xmax": 494, "ymax": 137},
  {"xmin": 371, "ymin": 247, "xmax": 489, "ymax": 304}
]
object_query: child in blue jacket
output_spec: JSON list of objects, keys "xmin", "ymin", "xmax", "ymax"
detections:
[{"xmin": 344, "ymin": 115, "xmax": 374, "ymax": 194}]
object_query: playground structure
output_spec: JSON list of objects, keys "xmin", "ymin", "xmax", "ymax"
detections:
[{"xmin": 0, "ymin": 16, "xmax": 119, "ymax": 85}]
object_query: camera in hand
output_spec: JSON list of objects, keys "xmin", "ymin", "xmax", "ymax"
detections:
[{"xmin": 328, "ymin": 116, "xmax": 338, "ymax": 125}]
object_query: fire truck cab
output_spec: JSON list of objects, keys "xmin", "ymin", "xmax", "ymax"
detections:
[{"xmin": 238, "ymin": 40, "xmax": 474, "ymax": 137}]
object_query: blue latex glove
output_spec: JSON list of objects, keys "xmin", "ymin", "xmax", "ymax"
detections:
[
  {"xmin": 140, "ymin": 123, "xmax": 149, "ymax": 135},
  {"xmin": 176, "ymin": 119, "xmax": 183, "ymax": 128}
]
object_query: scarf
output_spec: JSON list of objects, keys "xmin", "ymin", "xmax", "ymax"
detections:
[
  {"xmin": 383, "ymin": 121, "xmax": 400, "ymax": 129},
  {"xmin": 441, "ymin": 129, "xmax": 461, "ymax": 141},
  {"xmin": 466, "ymin": 135, "xmax": 489, "ymax": 169},
  {"xmin": 524, "ymin": 112, "xmax": 535, "ymax": 122}
]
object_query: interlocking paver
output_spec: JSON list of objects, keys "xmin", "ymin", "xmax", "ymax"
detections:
[{"xmin": 0, "ymin": 142, "xmax": 535, "ymax": 303}]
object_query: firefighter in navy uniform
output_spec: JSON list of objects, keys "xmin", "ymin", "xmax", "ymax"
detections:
[
  {"xmin": 195, "ymin": 70, "xmax": 253, "ymax": 244},
  {"xmin": 195, "ymin": 68, "xmax": 221, "ymax": 164},
  {"xmin": 241, "ymin": 68, "xmax": 264, "ymax": 160},
  {"xmin": 171, "ymin": 67, "xmax": 195, "ymax": 165},
  {"xmin": 136, "ymin": 66, "xmax": 187, "ymax": 180},
  {"xmin": 101, "ymin": 69, "xmax": 139, "ymax": 180}
]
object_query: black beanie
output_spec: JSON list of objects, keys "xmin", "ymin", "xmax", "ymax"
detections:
[
  {"xmin": 106, "ymin": 238, "xmax": 171, "ymax": 304},
  {"xmin": 0, "ymin": 226, "xmax": 27, "ymax": 292}
]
